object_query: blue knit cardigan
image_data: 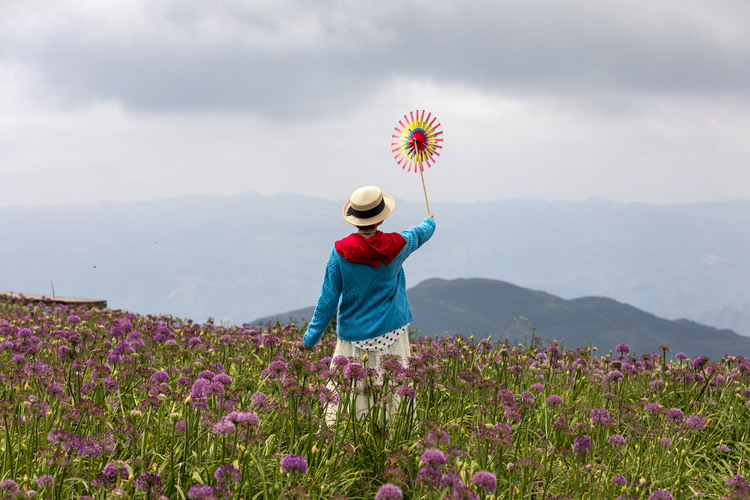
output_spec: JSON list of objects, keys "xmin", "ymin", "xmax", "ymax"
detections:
[{"xmin": 302, "ymin": 217, "xmax": 436, "ymax": 348}]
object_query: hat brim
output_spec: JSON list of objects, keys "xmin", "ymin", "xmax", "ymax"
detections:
[{"xmin": 342, "ymin": 194, "xmax": 395, "ymax": 226}]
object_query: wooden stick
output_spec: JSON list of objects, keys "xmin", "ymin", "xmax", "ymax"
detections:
[{"xmin": 414, "ymin": 139, "xmax": 431, "ymax": 215}]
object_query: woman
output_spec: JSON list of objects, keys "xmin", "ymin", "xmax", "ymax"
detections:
[{"xmin": 302, "ymin": 185, "xmax": 435, "ymax": 419}]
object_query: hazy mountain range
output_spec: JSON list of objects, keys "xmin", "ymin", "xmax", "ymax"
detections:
[
  {"xmin": 255, "ymin": 277, "xmax": 750, "ymax": 360},
  {"xmin": 2, "ymin": 192, "xmax": 749, "ymax": 337}
]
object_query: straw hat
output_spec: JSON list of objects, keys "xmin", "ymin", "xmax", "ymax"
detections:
[{"xmin": 342, "ymin": 186, "xmax": 395, "ymax": 226}]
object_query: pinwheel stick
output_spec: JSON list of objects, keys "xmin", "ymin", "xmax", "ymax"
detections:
[{"xmin": 414, "ymin": 139, "xmax": 431, "ymax": 216}]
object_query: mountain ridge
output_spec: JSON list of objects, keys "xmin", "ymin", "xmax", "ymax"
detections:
[{"xmin": 255, "ymin": 277, "xmax": 748, "ymax": 360}]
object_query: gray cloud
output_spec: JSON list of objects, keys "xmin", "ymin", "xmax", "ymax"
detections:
[{"xmin": 6, "ymin": 0, "xmax": 750, "ymax": 118}]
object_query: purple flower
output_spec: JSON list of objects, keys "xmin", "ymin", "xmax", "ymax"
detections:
[
  {"xmin": 214, "ymin": 463, "xmax": 241, "ymax": 483},
  {"xmin": 649, "ymin": 490, "xmax": 673, "ymax": 500},
  {"xmin": 685, "ymin": 413, "xmax": 706, "ymax": 430},
  {"xmin": 227, "ymin": 410, "xmax": 259, "ymax": 426},
  {"xmin": 727, "ymin": 475, "xmax": 750, "ymax": 493},
  {"xmin": 545, "ymin": 395, "xmax": 563, "ymax": 405},
  {"xmin": 572, "ymin": 435, "xmax": 592, "ymax": 456},
  {"xmin": 615, "ymin": 343, "xmax": 630, "ymax": 356},
  {"xmin": 343, "ymin": 363, "xmax": 366, "ymax": 382},
  {"xmin": 151, "ymin": 371, "xmax": 169, "ymax": 384},
  {"xmin": 135, "ymin": 473, "xmax": 162, "ymax": 492},
  {"xmin": 471, "ymin": 471, "xmax": 497, "ymax": 493},
  {"xmin": 198, "ymin": 370, "xmax": 215, "ymax": 380},
  {"xmin": 103, "ymin": 377, "xmax": 121, "ymax": 392},
  {"xmin": 675, "ymin": 352, "xmax": 687, "ymax": 361},
  {"xmin": 396, "ymin": 385, "xmax": 416, "ymax": 400},
  {"xmin": 645, "ymin": 402, "xmax": 662, "ymax": 414},
  {"xmin": 717, "ymin": 444, "xmax": 730, "ymax": 452},
  {"xmin": 691, "ymin": 356, "xmax": 709, "ymax": 371},
  {"xmin": 375, "ymin": 484, "xmax": 403, "ymax": 500},
  {"xmin": 660, "ymin": 437, "xmax": 673, "ymax": 447},
  {"xmin": 420, "ymin": 449, "xmax": 447, "ymax": 468},
  {"xmin": 211, "ymin": 419, "xmax": 236, "ymax": 435},
  {"xmin": 530, "ymin": 383, "xmax": 545, "ymax": 392},
  {"xmin": 187, "ymin": 484, "xmax": 214, "ymax": 500},
  {"xmin": 608, "ymin": 434, "xmax": 626, "ymax": 446},
  {"xmin": 666, "ymin": 408, "xmax": 684, "ymax": 424},
  {"xmin": 332, "ymin": 355, "xmax": 350, "ymax": 368},
  {"xmin": 611, "ymin": 474, "xmax": 627, "ymax": 485},
  {"xmin": 590, "ymin": 407, "xmax": 611, "ymax": 426},
  {"xmin": 102, "ymin": 461, "xmax": 131, "ymax": 481},
  {"xmin": 45, "ymin": 382, "xmax": 64, "ymax": 399},
  {"xmin": 0, "ymin": 480, "xmax": 18, "ymax": 493},
  {"xmin": 214, "ymin": 373, "xmax": 232, "ymax": 386},
  {"xmin": 36, "ymin": 476, "xmax": 54, "ymax": 489},
  {"xmin": 251, "ymin": 392, "xmax": 270, "ymax": 409},
  {"xmin": 281, "ymin": 454, "xmax": 308, "ymax": 474},
  {"xmin": 67, "ymin": 315, "xmax": 81, "ymax": 325}
]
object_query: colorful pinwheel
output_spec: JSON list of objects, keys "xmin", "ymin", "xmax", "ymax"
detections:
[{"xmin": 392, "ymin": 110, "xmax": 443, "ymax": 215}]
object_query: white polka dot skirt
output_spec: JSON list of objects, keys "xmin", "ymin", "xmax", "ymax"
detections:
[{"xmin": 350, "ymin": 324, "xmax": 408, "ymax": 352}]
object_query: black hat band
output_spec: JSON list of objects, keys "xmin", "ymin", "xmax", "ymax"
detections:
[{"xmin": 347, "ymin": 198, "xmax": 386, "ymax": 219}]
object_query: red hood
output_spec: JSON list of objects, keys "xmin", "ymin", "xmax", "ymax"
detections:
[{"xmin": 335, "ymin": 232, "xmax": 406, "ymax": 267}]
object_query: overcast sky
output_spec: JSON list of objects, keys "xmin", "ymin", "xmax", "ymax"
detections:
[{"xmin": 2, "ymin": 0, "xmax": 750, "ymax": 208}]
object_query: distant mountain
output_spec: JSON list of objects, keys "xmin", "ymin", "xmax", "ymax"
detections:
[
  {"xmin": 255, "ymin": 277, "xmax": 750, "ymax": 360},
  {"xmin": 2, "ymin": 193, "xmax": 749, "ymax": 336}
]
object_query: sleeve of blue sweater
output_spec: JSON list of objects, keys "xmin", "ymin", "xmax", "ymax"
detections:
[{"xmin": 302, "ymin": 248, "xmax": 342, "ymax": 348}]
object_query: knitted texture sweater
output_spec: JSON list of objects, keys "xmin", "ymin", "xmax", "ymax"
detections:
[{"xmin": 302, "ymin": 217, "xmax": 436, "ymax": 348}]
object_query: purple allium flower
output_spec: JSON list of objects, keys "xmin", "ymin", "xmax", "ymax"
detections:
[
  {"xmin": 375, "ymin": 484, "xmax": 403, "ymax": 500},
  {"xmin": 716, "ymin": 444, "xmax": 730, "ymax": 452},
  {"xmin": 151, "ymin": 371, "xmax": 169, "ymax": 384},
  {"xmin": 211, "ymin": 419, "xmax": 236, "ymax": 435},
  {"xmin": 187, "ymin": 337, "xmax": 202, "ymax": 347},
  {"xmin": 608, "ymin": 434, "xmax": 626, "ymax": 446},
  {"xmin": 649, "ymin": 490, "xmax": 673, "ymax": 500},
  {"xmin": 590, "ymin": 407, "xmax": 610, "ymax": 425},
  {"xmin": 227, "ymin": 410, "xmax": 259, "ymax": 426},
  {"xmin": 198, "ymin": 370, "xmax": 215, "ymax": 380},
  {"xmin": 214, "ymin": 463, "xmax": 241, "ymax": 483},
  {"xmin": 103, "ymin": 377, "xmax": 121, "ymax": 392},
  {"xmin": 616, "ymin": 344, "xmax": 630, "ymax": 355},
  {"xmin": 685, "ymin": 413, "xmax": 706, "ymax": 430},
  {"xmin": 332, "ymin": 355, "xmax": 350, "ymax": 368},
  {"xmin": 666, "ymin": 408, "xmax": 684, "ymax": 424},
  {"xmin": 530, "ymin": 383, "xmax": 545, "ymax": 392},
  {"xmin": 545, "ymin": 395, "xmax": 563, "ymax": 405},
  {"xmin": 611, "ymin": 474, "xmax": 627, "ymax": 485},
  {"xmin": 416, "ymin": 465, "xmax": 443, "ymax": 488},
  {"xmin": 67, "ymin": 315, "xmax": 81, "ymax": 325},
  {"xmin": 645, "ymin": 402, "xmax": 662, "ymax": 414},
  {"xmin": 45, "ymin": 382, "xmax": 64, "ymax": 399},
  {"xmin": 191, "ymin": 378, "xmax": 210, "ymax": 398},
  {"xmin": 660, "ymin": 437, "xmax": 673, "ymax": 447},
  {"xmin": 471, "ymin": 471, "xmax": 497, "ymax": 493},
  {"xmin": 135, "ymin": 473, "xmax": 162, "ymax": 492},
  {"xmin": 187, "ymin": 484, "xmax": 214, "ymax": 500},
  {"xmin": 420, "ymin": 449, "xmax": 447, "ymax": 468},
  {"xmin": 203, "ymin": 380, "xmax": 225, "ymax": 397},
  {"xmin": 691, "ymin": 356, "xmax": 709, "ymax": 371},
  {"xmin": 36, "ymin": 476, "xmax": 54, "ymax": 489},
  {"xmin": 102, "ymin": 461, "xmax": 131, "ymax": 481},
  {"xmin": 343, "ymin": 363, "xmax": 366, "ymax": 382},
  {"xmin": 727, "ymin": 475, "xmax": 750, "ymax": 492},
  {"xmin": 675, "ymin": 352, "xmax": 687, "ymax": 361},
  {"xmin": 214, "ymin": 373, "xmax": 232, "ymax": 386},
  {"xmin": 281, "ymin": 454, "xmax": 308, "ymax": 474},
  {"xmin": 572, "ymin": 435, "xmax": 592, "ymax": 456},
  {"xmin": 0, "ymin": 480, "xmax": 18, "ymax": 493},
  {"xmin": 251, "ymin": 391, "xmax": 269, "ymax": 408},
  {"xmin": 604, "ymin": 370, "xmax": 623, "ymax": 383},
  {"xmin": 396, "ymin": 385, "xmax": 416, "ymax": 400},
  {"xmin": 12, "ymin": 353, "xmax": 26, "ymax": 366}
]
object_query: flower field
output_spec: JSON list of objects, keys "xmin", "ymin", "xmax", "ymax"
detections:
[{"xmin": 1, "ymin": 297, "xmax": 749, "ymax": 499}]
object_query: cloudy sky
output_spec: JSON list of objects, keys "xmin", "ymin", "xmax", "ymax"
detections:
[{"xmin": 2, "ymin": 0, "xmax": 750, "ymax": 208}]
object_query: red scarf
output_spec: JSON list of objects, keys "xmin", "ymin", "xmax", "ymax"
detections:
[{"xmin": 335, "ymin": 232, "xmax": 406, "ymax": 267}]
